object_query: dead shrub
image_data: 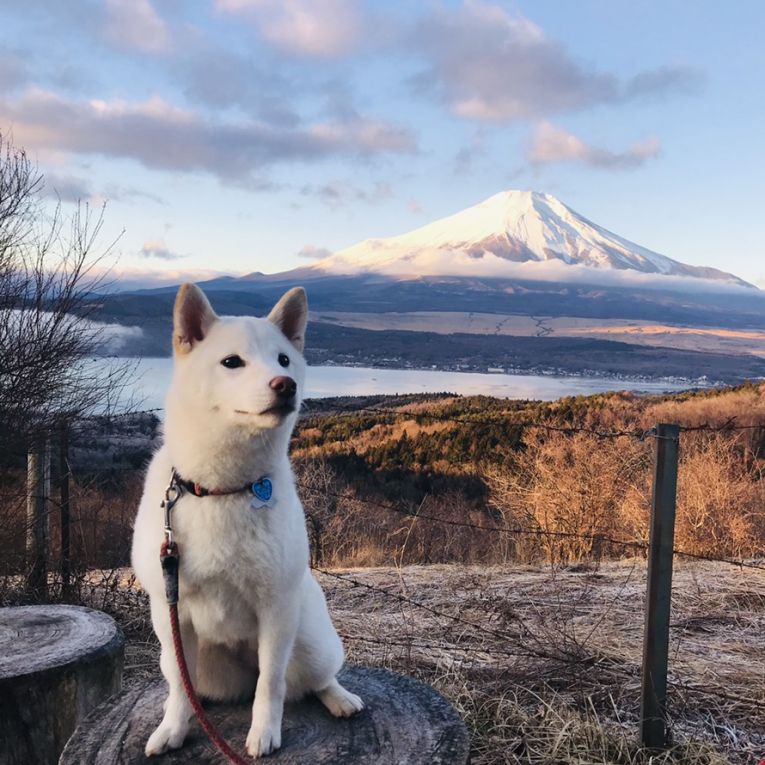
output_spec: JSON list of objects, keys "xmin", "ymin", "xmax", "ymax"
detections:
[{"xmin": 487, "ymin": 433, "xmax": 650, "ymax": 564}]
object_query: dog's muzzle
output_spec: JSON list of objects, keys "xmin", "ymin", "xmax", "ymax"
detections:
[
  {"xmin": 270, "ymin": 375, "xmax": 296, "ymax": 400},
  {"xmin": 263, "ymin": 376, "xmax": 296, "ymax": 415}
]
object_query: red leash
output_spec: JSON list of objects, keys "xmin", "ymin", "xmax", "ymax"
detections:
[
  {"xmin": 168, "ymin": 596, "xmax": 250, "ymax": 764},
  {"xmin": 161, "ymin": 527, "xmax": 251, "ymax": 764}
]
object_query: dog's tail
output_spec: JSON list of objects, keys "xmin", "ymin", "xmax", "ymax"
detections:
[{"xmin": 195, "ymin": 641, "xmax": 258, "ymax": 702}]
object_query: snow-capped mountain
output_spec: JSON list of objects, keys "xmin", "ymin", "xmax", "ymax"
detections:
[{"xmin": 313, "ymin": 191, "xmax": 750, "ymax": 287}]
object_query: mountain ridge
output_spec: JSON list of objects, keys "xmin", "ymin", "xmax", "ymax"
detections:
[{"xmin": 310, "ymin": 190, "xmax": 751, "ymax": 288}]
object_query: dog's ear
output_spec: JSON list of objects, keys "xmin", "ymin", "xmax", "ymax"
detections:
[
  {"xmin": 268, "ymin": 287, "xmax": 307, "ymax": 352},
  {"xmin": 173, "ymin": 283, "xmax": 218, "ymax": 355}
]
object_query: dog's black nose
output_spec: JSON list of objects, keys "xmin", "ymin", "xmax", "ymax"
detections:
[{"xmin": 269, "ymin": 375, "xmax": 297, "ymax": 399}]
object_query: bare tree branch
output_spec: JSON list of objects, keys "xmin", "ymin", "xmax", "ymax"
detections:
[{"xmin": 0, "ymin": 131, "xmax": 134, "ymax": 454}]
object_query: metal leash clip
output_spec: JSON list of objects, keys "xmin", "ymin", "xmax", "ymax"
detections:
[
  {"xmin": 160, "ymin": 470, "xmax": 183, "ymax": 605},
  {"xmin": 161, "ymin": 471, "xmax": 183, "ymax": 549}
]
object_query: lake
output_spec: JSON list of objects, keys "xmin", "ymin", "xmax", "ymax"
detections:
[{"xmin": 117, "ymin": 358, "xmax": 695, "ymax": 412}]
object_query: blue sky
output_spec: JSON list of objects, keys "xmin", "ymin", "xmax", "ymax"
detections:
[{"xmin": 1, "ymin": 0, "xmax": 763, "ymax": 287}]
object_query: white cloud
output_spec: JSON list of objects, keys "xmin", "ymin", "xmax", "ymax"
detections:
[
  {"xmin": 110, "ymin": 268, "xmax": 238, "ymax": 291},
  {"xmin": 308, "ymin": 118, "xmax": 415, "ymax": 154},
  {"xmin": 299, "ymin": 180, "xmax": 394, "ymax": 208},
  {"xmin": 322, "ymin": 248, "xmax": 757, "ymax": 295},
  {"xmin": 624, "ymin": 66, "xmax": 704, "ymax": 100},
  {"xmin": 529, "ymin": 122, "xmax": 660, "ymax": 170},
  {"xmin": 215, "ymin": 0, "xmax": 363, "ymax": 58},
  {"xmin": 92, "ymin": 319, "xmax": 144, "ymax": 353},
  {"xmin": 104, "ymin": 0, "xmax": 170, "ymax": 54},
  {"xmin": 39, "ymin": 172, "xmax": 165, "ymax": 206},
  {"xmin": 297, "ymin": 244, "xmax": 332, "ymax": 259},
  {"xmin": 413, "ymin": 0, "xmax": 702, "ymax": 123},
  {"xmin": 0, "ymin": 88, "xmax": 416, "ymax": 185},
  {"xmin": 137, "ymin": 239, "xmax": 185, "ymax": 261},
  {"xmin": 454, "ymin": 129, "xmax": 487, "ymax": 175},
  {"xmin": 0, "ymin": 51, "xmax": 28, "ymax": 91},
  {"xmin": 3, "ymin": 308, "xmax": 143, "ymax": 353},
  {"xmin": 40, "ymin": 172, "xmax": 92, "ymax": 203},
  {"xmin": 177, "ymin": 48, "xmax": 300, "ymax": 125}
]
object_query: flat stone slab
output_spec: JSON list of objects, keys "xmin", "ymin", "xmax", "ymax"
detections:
[
  {"xmin": 60, "ymin": 666, "xmax": 470, "ymax": 764},
  {"xmin": 0, "ymin": 605, "xmax": 124, "ymax": 765}
]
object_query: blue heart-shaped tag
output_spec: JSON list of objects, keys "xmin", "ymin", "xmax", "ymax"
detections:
[{"xmin": 251, "ymin": 477, "xmax": 273, "ymax": 504}]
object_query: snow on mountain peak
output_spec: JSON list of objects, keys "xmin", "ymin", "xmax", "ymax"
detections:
[{"xmin": 314, "ymin": 190, "xmax": 750, "ymax": 287}]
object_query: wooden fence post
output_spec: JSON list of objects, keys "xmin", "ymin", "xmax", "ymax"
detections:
[
  {"xmin": 59, "ymin": 421, "xmax": 71, "ymax": 596},
  {"xmin": 25, "ymin": 437, "xmax": 51, "ymax": 600},
  {"xmin": 640, "ymin": 422, "xmax": 680, "ymax": 749}
]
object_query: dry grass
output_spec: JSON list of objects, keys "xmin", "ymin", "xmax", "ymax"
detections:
[
  {"xmin": 3, "ymin": 388, "xmax": 764, "ymax": 762},
  {"xmin": 293, "ymin": 384, "xmax": 765, "ymax": 569},
  {"xmin": 487, "ymin": 429, "xmax": 765, "ymax": 565},
  {"xmin": 63, "ymin": 559, "xmax": 765, "ymax": 765}
]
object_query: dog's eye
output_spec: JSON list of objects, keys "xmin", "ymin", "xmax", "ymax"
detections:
[
  {"xmin": 221, "ymin": 355, "xmax": 245, "ymax": 369},
  {"xmin": 278, "ymin": 353, "xmax": 290, "ymax": 368}
]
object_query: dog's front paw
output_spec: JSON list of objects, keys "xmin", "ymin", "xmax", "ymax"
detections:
[
  {"xmin": 330, "ymin": 688, "xmax": 364, "ymax": 717},
  {"xmin": 318, "ymin": 680, "xmax": 365, "ymax": 718},
  {"xmin": 246, "ymin": 720, "xmax": 282, "ymax": 758},
  {"xmin": 145, "ymin": 721, "xmax": 188, "ymax": 757}
]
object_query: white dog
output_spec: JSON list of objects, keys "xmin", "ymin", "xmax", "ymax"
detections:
[{"xmin": 131, "ymin": 283, "xmax": 363, "ymax": 758}]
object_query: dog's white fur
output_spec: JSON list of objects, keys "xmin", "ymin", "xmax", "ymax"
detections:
[{"xmin": 131, "ymin": 284, "xmax": 362, "ymax": 758}]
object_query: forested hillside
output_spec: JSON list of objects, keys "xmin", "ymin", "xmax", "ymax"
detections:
[{"xmin": 292, "ymin": 383, "xmax": 765, "ymax": 566}]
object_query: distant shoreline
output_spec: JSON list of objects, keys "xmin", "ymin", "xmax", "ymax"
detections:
[
  {"xmin": 96, "ymin": 353, "xmax": 718, "ymax": 388},
  {"xmin": 105, "ymin": 317, "xmax": 764, "ymax": 387},
  {"xmin": 92, "ymin": 359, "xmax": 705, "ymax": 414}
]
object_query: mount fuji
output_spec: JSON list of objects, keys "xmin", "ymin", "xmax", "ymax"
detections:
[
  {"xmin": 310, "ymin": 190, "xmax": 750, "ymax": 287},
  {"xmin": 101, "ymin": 188, "xmax": 765, "ymax": 382}
]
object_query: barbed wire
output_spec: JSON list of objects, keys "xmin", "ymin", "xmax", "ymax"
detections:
[
  {"xmin": 68, "ymin": 404, "xmax": 765, "ymax": 571},
  {"xmin": 299, "ymin": 402, "xmax": 765, "ymax": 439},
  {"xmin": 5, "ymin": 375, "xmax": 763, "ymax": 740},
  {"xmin": 315, "ymin": 567, "xmax": 512, "ymax": 640},
  {"xmin": 71, "ymin": 407, "xmax": 164, "ymax": 424},
  {"xmin": 300, "ymin": 402, "xmax": 652, "ymax": 438},
  {"xmin": 57, "ymin": 401, "xmax": 646, "ymax": 438},
  {"xmin": 14, "ymin": 401, "xmax": 765, "ymax": 438},
  {"xmin": 300, "ymin": 483, "xmax": 765, "ymax": 571},
  {"xmin": 337, "ymin": 631, "xmax": 540, "ymax": 660},
  {"xmin": 298, "ymin": 482, "xmax": 649, "ymax": 552},
  {"xmin": 318, "ymin": 565, "xmax": 765, "ymax": 716},
  {"xmin": 340, "ymin": 628, "xmax": 764, "ymax": 706},
  {"xmin": 343, "ymin": 628, "xmax": 764, "ymax": 712},
  {"xmin": 325, "ymin": 567, "xmax": 765, "ymax": 714},
  {"xmin": 669, "ymin": 547, "xmax": 765, "ymax": 571},
  {"xmin": 314, "ymin": 566, "xmax": 594, "ymax": 666},
  {"xmin": 666, "ymin": 677, "xmax": 764, "ymax": 709},
  {"xmin": 10, "ymin": 467, "xmax": 761, "ymax": 573},
  {"xmin": 678, "ymin": 416, "xmax": 765, "ymax": 433},
  {"xmin": 50, "ymin": 403, "xmax": 765, "ymax": 442}
]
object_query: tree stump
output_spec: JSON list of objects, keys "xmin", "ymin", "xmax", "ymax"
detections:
[
  {"xmin": 0, "ymin": 605, "xmax": 124, "ymax": 765},
  {"xmin": 60, "ymin": 666, "xmax": 470, "ymax": 764}
]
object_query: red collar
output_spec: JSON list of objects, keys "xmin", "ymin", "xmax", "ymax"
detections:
[{"xmin": 172, "ymin": 469, "xmax": 254, "ymax": 498}]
